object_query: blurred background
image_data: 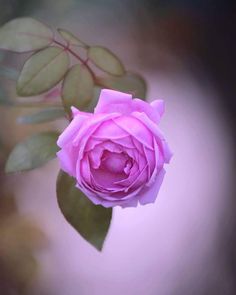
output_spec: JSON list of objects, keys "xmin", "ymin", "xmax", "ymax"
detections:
[{"xmin": 0, "ymin": 0, "xmax": 235, "ymax": 294}]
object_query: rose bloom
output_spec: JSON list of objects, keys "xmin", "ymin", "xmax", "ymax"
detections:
[{"xmin": 57, "ymin": 89, "xmax": 172, "ymax": 208}]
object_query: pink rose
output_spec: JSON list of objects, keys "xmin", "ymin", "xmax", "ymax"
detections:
[{"xmin": 57, "ymin": 89, "xmax": 172, "ymax": 208}]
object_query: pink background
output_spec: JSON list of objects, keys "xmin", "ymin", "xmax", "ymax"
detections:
[{"xmin": 14, "ymin": 70, "xmax": 232, "ymax": 294}]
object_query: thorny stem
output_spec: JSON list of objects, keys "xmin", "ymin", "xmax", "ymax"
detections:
[{"xmin": 53, "ymin": 39, "xmax": 97, "ymax": 81}]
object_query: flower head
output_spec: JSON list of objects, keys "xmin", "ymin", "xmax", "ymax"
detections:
[{"xmin": 57, "ymin": 89, "xmax": 172, "ymax": 208}]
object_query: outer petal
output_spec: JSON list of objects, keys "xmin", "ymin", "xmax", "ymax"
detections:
[
  {"xmin": 142, "ymin": 145, "xmax": 156, "ymax": 180},
  {"xmin": 71, "ymin": 106, "xmax": 92, "ymax": 118},
  {"xmin": 113, "ymin": 116, "xmax": 154, "ymax": 150},
  {"xmin": 80, "ymin": 183, "xmax": 140, "ymax": 208},
  {"xmin": 111, "ymin": 136, "xmax": 135, "ymax": 149},
  {"xmin": 92, "ymin": 119, "xmax": 129, "ymax": 140},
  {"xmin": 95, "ymin": 89, "xmax": 163, "ymax": 124},
  {"xmin": 73, "ymin": 113, "xmax": 121, "ymax": 159},
  {"xmin": 132, "ymin": 111, "xmax": 173, "ymax": 163},
  {"xmin": 57, "ymin": 147, "xmax": 77, "ymax": 177},
  {"xmin": 95, "ymin": 89, "xmax": 133, "ymax": 114},
  {"xmin": 132, "ymin": 98, "xmax": 161, "ymax": 123},
  {"xmin": 57, "ymin": 113, "xmax": 88, "ymax": 148},
  {"xmin": 138, "ymin": 168, "xmax": 166, "ymax": 205},
  {"xmin": 150, "ymin": 99, "xmax": 165, "ymax": 117},
  {"xmin": 146, "ymin": 139, "xmax": 163, "ymax": 187}
]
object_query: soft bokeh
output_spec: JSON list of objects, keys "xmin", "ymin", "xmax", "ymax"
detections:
[{"xmin": 0, "ymin": 1, "xmax": 235, "ymax": 294}]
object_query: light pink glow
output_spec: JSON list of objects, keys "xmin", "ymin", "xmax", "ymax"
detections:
[{"xmin": 15, "ymin": 70, "xmax": 232, "ymax": 295}]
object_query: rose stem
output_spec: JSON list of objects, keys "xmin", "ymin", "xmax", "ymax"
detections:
[{"xmin": 53, "ymin": 39, "xmax": 96, "ymax": 81}]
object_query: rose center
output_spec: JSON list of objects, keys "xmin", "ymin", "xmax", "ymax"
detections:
[{"xmin": 101, "ymin": 150, "xmax": 131, "ymax": 174}]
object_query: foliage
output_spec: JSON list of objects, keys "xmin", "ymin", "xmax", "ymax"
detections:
[
  {"xmin": 57, "ymin": 171, "xmax": 112, "ymax": 250},
  {"xmin": 5, "ymin": 132, "xmax": 59, "ymax": 173},
  {"xmin": 0, "ymin": 17, "xmax": 147, "ymax": 250},
  {"xmin": 17, "ymin": 107, "xmax": 65, "ymax": 124},
  {"xmin": 17, "ymin": 46, "xmax": 70, "ymax": 96},
  {"xmin": 62, "ymin": 64, "xmax": 94, "ymax": 114}
]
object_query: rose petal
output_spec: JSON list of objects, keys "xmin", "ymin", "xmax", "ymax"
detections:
[
  {"xmin": 111, "ymin": 136, "xmax": 135, "ymax": 149},
  {"xmin": 83, "ymin": 186, "xmax": 140, "ymax": 207},
  {"xmin": 88, "ymin": 141, "xmax": 123, "ymax": 169},
  {"xmin": 77, "ymin": 174, "xmax": 143, "ymax": 206},
  {"xmin": 132, "ymin": 111, "xmax": 173, "ymax": 163},
  {"xmin": 115, "ymin": 159, "xmax": 146, "ymax": 188},
  {"xmin": 150, "ymin": 99, "xmax": 165, "ymax": 117},
  {"xmin": 95, "ymin": 89, "xmax": 163, "ymax": 124},
  {"xmin": 72, "ymin": 113, "xmax": 120, "ymax": 160},
  {"xmin": 146, "ymin": 140, "xmax": 163, "ymax": 187},
  {"xmin": 113, "ymin": 116, "xmax": 154, "ymax": 150},
  {"xmin": 92, "ymin": 119, "xmax": 129, "ymax": 140},
  {"xmin": 138, "ymin": 168, "xmax": 166, "ymax": 205},
  {"xmin": 71, "ymin": 106, "xmax": 92, "ymax": 118},
  {"xmin": 102, "ymin": 151, "xmax": 129, "ymax": 173},
  {"xmin": 84, "ymin": 137, "xmax": 104, "ymax": 152},
  {"xmin": 132, "ymin": 98, "xmax": 161, "ymax": 123},
  {"xmin": 142, "ymin": 145, "xmax": 156, "ymax": 180},
  {"xmin": 57, "ymin": 147, "xmax": 77, "ymax": 177},
  {"xmin": 80, "ymin": 155, "xmax": 92, "ymax": 184},
  {"xmin": 125, "ymin": 148, "xmax": 139, "ymax": 163},
  {"xmin": 91, "ymin": 168, "xmax": 126, "ymax": 192},
  {"xmin": 88, "ymin": 145, "xmax": 104, "ymax": 169},
  {"xmin": 57, "ymin": 113, "xmax": 88, "ymax": 148},
  {"xmin": 95, "ymin": 89, "xmax": 133, "ymax": 114}
]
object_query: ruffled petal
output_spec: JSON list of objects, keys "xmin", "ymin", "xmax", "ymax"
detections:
[
  {"xmin": 150, "ymin": 99, "xmax": 165, "ymax": 117},
  {"xmin": 88, "ymin": 141, "xmax": 123, "ymax": 170},
  {"xmin": 142, "ymin": 145, "xmax": 156, "ymax": 180},
  {"xmin": 95, "ymin": 89, "xmax": 164, "ymax": 124},
  {"xmin": 92, "ymin": 119, "xmax": 129, "ymax": 140},
  {"xmin": 110, "ymin": 136, "xmax": 135, "ymax": 149},
  {"xmin": 56, "ymin": 147, "xmax": 77, "ymax": 177},
  {"xmin": 72, "ymin": 113, "xmax": 120, "ymax": 160},
  {"xmin": 57, "ymin": 113, "xmax": 88, "ymax": 148},
  {"xmin": 71, "ymin": 106, "xmax": 92, "ymax": 118},
  {"xmin": 80, "ymin": 154, "xmax": 92, "ymax": 184},
  {"xmin": 138, "ymin": 168, "xmax": 166, "ymax": 205},
  {"xmin": 113, "ymin": 116, "xmax": 154, "ymax": 150},
  {"xmin": 132, "ymin": 111, "xmax": 173, "ymax": 163},
  {"xmin": 95, "ymin": 89, "xmax": 133, "ymax": 114},
  {"xmin": 132, "ymin": 98, "xmax": 161, "ymax": 123},
  {"xmin": 80, "ymin": 183, "xmax": 140, "ymax": 207},
  {"xmin": 88, "ymin": 145, "xmax": 104, "ymax": 169},
  {"xmin": 146, "ymin": 140, "xmax": 163, "ymax": 187}
]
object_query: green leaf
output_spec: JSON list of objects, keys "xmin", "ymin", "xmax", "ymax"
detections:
[
  {"xmin": 5, "ymin": 132, "xmax": 59, "ymax": 173},
  {"xmin": 17, "ymin": 108, "xmax": 65, "ymax": 124},
  {"xmin": 97, "ymin": 72, "xmax": 147, "ymax": 99},
  {"xmin": 17, "ymin": 46, "xmax": 69, "ymax": 96},
  {"xmin": 62, "ymin": 64, "xmax": 94, "ymax": 114},
  {"xmin": 0, "ymin": 17, "xmax": 53, "ymax": 53},
  {"xmin": 56, "ymin": 171, "xmax": 112, "ymax": 251},
  {"xmin": 57, "ymin": 28, "xmax": 88, "ymax": 48},
  {"xmin": 88, "ymin": 46, "xmax": 125, "ymax": 76}
]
